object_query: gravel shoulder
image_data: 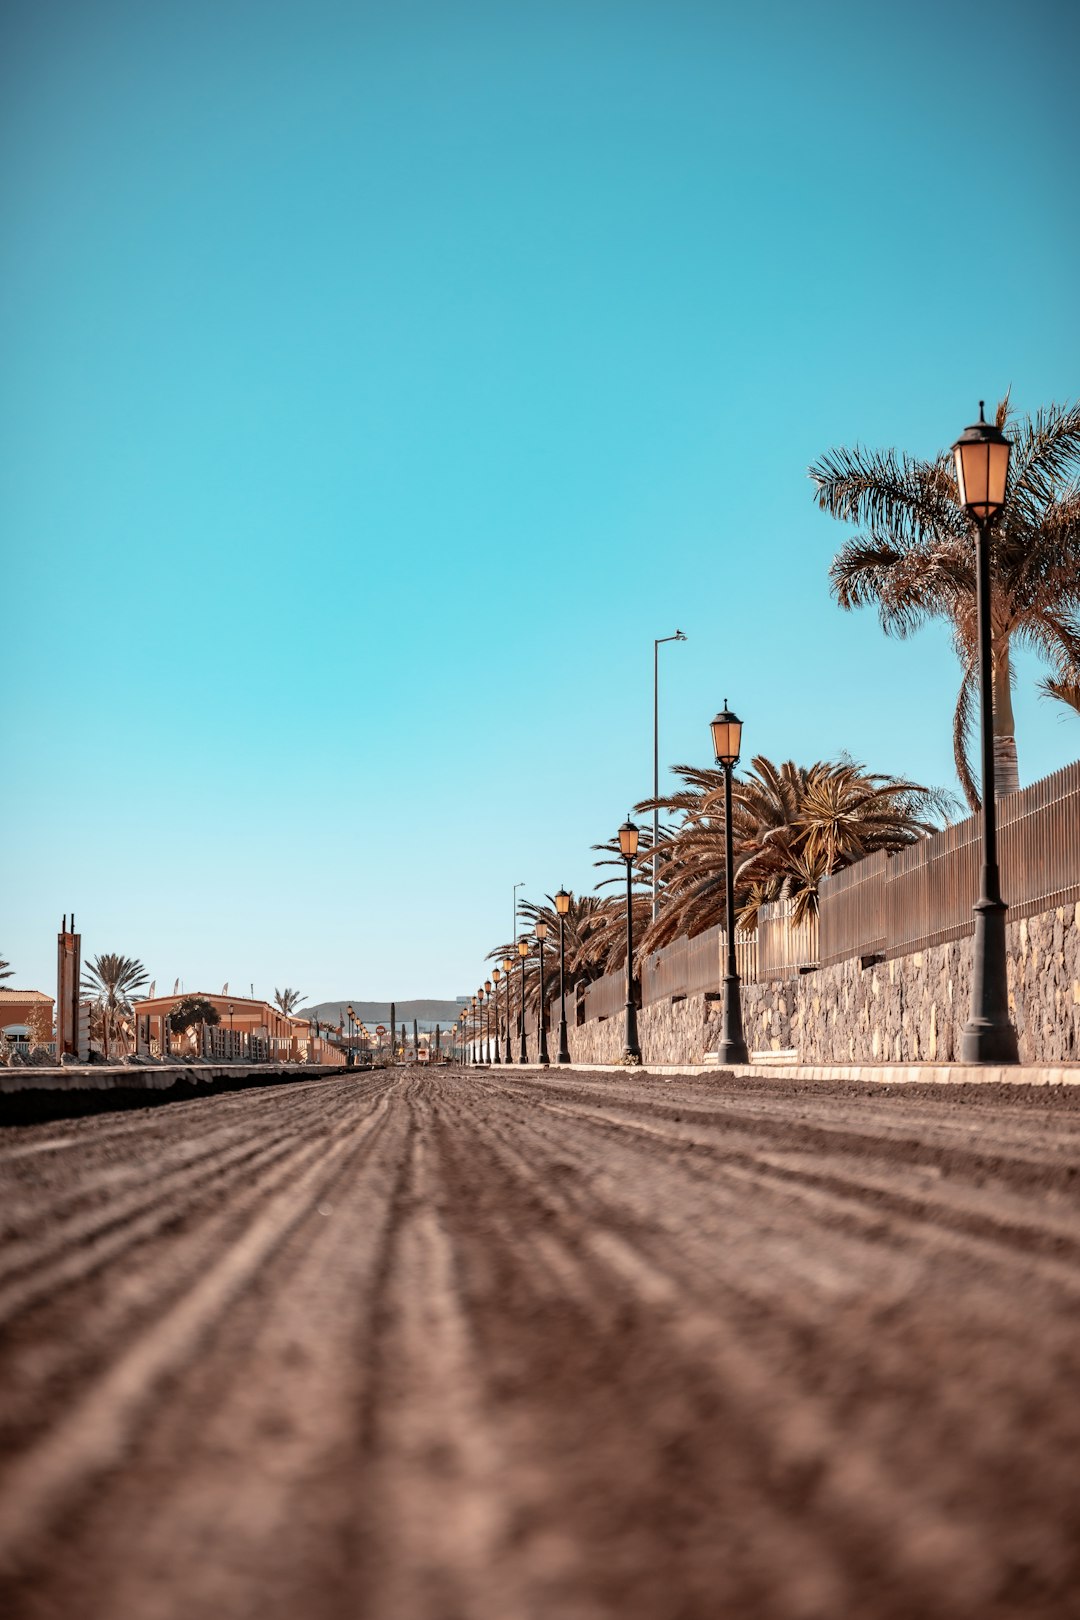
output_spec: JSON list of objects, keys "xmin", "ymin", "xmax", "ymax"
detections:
[{"xmin": 1, "ymin": 1065, "xmax": 1079, "ymax": 1620}]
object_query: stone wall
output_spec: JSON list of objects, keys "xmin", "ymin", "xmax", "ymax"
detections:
[
  {"xmin": 799, "ymin": 901, "xmax": 1080, "ymax": 1066},
  {"xmin": 528, "ymin": 900, "xmax": 1080, "ymax": 1069}
]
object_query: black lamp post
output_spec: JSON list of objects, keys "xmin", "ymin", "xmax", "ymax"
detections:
[
  {"xmin": 618, "ymin": 818, "xmax": 642, "ymax": 1064},
  {"xmin": 484, "ymin": 979, "xmax": 494, "ymax": 1062},
  {"xmin": 534, "ymin": 921, "xmax": 550, "ymax": 1065},
  {"xmin": 228, "ymin": 1002, "xmax": 234, "ymax": 1060},
  {"xmin": 953, "ymin": 403, "xmax": 1019, "ymax": 1064},
  {"xmin": 491, "ymin": 970, "xmax": 502, "ymax": 1062},
  {"xmin": 347, "ymin": 1003, "xmax": 355, "ymax": 1068},
  {"xmin": 517, "ymin": 937, "xmax": 529, "ymax": 1063},
  {"xmin": 470, "ymin": 995, "xmax": 478, "ymax": 1065},
  {"xmin": 554, "ymin": 887, "xmax": 571, "ymax": 1063},
  {"xmin": 710, "ymin": 704, "xmax": 749, "ymax": 1065},
  {"xmin": 502, "ymin": 955, "xmax": 514, "ymax": 1065}
]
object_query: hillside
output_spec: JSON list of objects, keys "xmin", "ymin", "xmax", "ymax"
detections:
[{"xmin": 299, "ymin": 999, "xmax": 467, "ymax": 1032}]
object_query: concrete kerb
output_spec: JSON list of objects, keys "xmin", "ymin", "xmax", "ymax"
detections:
[
  {"xmin": 0, "ymin": 1062, "xmax": 345, "ymax": 1097},
  {"xmin": 495, "ymin": 1060, "xmax": 1080, "ymax": 1086}
]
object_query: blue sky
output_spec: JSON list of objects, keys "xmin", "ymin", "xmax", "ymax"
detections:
[{"xmin": 3, "ymin": 0, "xmax": 1078, "ymax": 1003}]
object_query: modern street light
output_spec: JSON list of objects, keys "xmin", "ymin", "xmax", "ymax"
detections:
[
  {"xmin": 517, "ymin": 937, "xmax": 529, "ymax": 1063},
  {"xmin": 513, "ymin": 881, "xmax": 526, "ymax": 956},
  {"xmin": 710, "ymin": 703, "xmax": 749, "ymax": 1065},
  {"xmin": 491, "ymin": 970, "xmax": 502, "ymax": 1063},
  {"xmin": 534, "ymin": 920, "xmax": 550, "ymax": 1065},
  {"xmin": 618, "ymin": 818, "xmax": 643, "ymax": 1064},
  {"xmin": 953, "ymin": 402, "xmax": 1019, "ymax": 1064},
  {"xmin": 502, "ymin": 955, "xmax": 514, "ymax": 1065},
  {"xmin": 653, "ymin": 630, "xmax": 687, "ymax": 920},
  {"xmin": 554, "ymin": 887, "xmax": 571, "ymax": 1064}
]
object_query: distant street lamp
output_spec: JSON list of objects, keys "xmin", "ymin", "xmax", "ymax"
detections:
[
  {"xmin": 653, "ymin": 630, "xmax": 687, "ymax": 920},
  {"xmin": 517, "ymin": 937, "xmax": 529, "ymax": 1063},
  {"xmin": 618, "ymin": 818, "xmax": 642, "ymax": 1064},
  {"xmin": 484, "ymin": 979, "xmax": 494, "ymax": 1063},
  {"xmin": 554, "ymin": 887, "xmax": 571, "ymax": 1064},
  {"xmin": 710, "ymin": 703, "xmax": 749, "ymax": 1065},
  {"xmin": 953, "ymin": 403, "xmax": 1019, "ymax": 1064},
  {"xmin": 347, "ymin": 1003, "xmax": 355, "ymax": 1068},
  {"xmin": 502, "ymin": 955, "xmax": 514, "ymax": 1065},
  {"xmin": 228, "ymin": 1002, "xmax": 234, "ymax": 1060},
  {"xmin": 534, "ymin": 921, "xmax": 550, "ymax": 1065},
  {"xmin": 491, "ymin": 969, "xmax": 502, "ymax": 1063}
]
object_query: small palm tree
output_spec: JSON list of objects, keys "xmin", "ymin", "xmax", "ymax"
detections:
[
  {"xmin": 81, "ymin": 953, "xmax": 150, "ymax": 1060},
  {"xmin": 274, "ymin": 987, "xmax": 305, "ymax": 1015},
  {"xmin": 638, "ymin": 755, "xmax": 948, "ymax": 949},
  {"xmin": 811, "ymin": 397, "xmax": 1080, "ymax": 807}
]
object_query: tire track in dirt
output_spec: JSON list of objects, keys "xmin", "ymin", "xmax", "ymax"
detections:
[
  {"xmin": 2, "ymin": 1066, "xmax": 1079, "ymax": 1620},
  {"xmin": 0, "ymin": 1075, "xmax": 396, "ymax": 1577}
]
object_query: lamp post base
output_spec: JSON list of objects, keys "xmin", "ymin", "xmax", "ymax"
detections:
[
  {"xmin": 557, "ymin": 1018, "xmax": 570, "ymax": 1064},
  {"xmin": 717, "ymin": 973, "xmax": 749, "ymax": 1067},
  {"xmin": 961, "ymin": 898, "xmax": 1019, "ymax": 1065}
]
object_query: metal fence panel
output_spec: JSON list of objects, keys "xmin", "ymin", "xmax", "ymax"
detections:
[{"xmin": 818, "ymin": 759, "xmax": 1080, "ymax": 964}]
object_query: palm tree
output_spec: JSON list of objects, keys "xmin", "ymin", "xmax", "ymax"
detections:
[
  {"xmin": 638, "ymin": 755, "xmax": 948, "ymax": 951},
  {"xmin": 810, "ymin": 397, "xmax": 1080, "ymax": 807},
  {"xmin": 81, "ymin": 952, "xmax": 150, "ymax": 1060},
  {"xmin": 274, "ymin": 987, "xmax": 305, "ymax": 1015},
  {"xmin": 0, "ymin": 955, "xmax": 13, "ymax": 981}
]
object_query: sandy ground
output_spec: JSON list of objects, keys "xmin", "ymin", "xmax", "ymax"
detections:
[{"xmin": 1, "ymin": 1064, "xmax": 1079, "ymax": 1620}]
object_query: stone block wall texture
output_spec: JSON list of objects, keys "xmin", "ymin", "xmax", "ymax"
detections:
[
  {"xmin": 798, "ymin": 902, "xmax": 1080, "ymax": 1066},
  {"xmin": 541, "ymin": 901, "xmax": 1079, "ymax": 1068}
]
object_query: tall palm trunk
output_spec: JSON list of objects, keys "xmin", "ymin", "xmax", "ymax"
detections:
[{"xmin": 992, "ymin": 636, "xmax": 1020, "ymax": 799}]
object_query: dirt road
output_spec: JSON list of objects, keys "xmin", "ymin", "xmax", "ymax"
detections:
[{"xmin": 1, "ymin": 1065, "xmax": 1079, "ymax": 1620}]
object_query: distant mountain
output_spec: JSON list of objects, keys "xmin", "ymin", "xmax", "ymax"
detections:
[{"xmin": 299, "ymin": 999, "xmax": 467, "ymax": 1032}]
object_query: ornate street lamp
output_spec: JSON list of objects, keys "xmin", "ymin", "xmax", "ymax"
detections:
[
  {"xmin": 471, "ymin": 994, "xmax": 479, "ymax": 1066},
  {"xmin": 517, "ymin": 937, "xmax": 530, "ymax": 1063},
  {"xmin": 953, "ymin": 402, "xmax": 1019, "ymax": 1063},
  {"xmin": 554, "ymin": 887, "xmax": 571, "ymax": 1064},
  {"xmin": 618, "ymin": 818, "xmax": 642, "ymax": 1064},
  {"xmin": 502, "ymin": 955, "xmax": 514, "ymax": 1065},
  {"xmin": 347, "ymin": 1003, "xmax": 355, "ymax": 1068},
  {"xmin": 491, "ymin": 970, "xmax": 502, "ymax": 1063},
  {"xmin": 534, "ymin": 921, "xmax": 550, "ymax": 1065},
  {"xmin": 484, "ymin": 979, "xmax": 494, "ymax": 1063},
  {"xmin": 228, "ymin": 1002, "xmax": 235, "ymax": 1060},
  {"xmin": 710, "ymin": 703, "xmax": 749, "ymax": 1065}
]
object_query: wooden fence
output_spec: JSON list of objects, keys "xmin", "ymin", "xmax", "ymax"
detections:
[{"xmin": 818, "ymin": 759, "xmax": 1080, "ymax": 965}]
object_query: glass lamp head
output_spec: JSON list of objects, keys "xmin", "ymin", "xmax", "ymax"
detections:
[
  {"xmin": 953, "ymin": 402, "xmax": 1011, "ymax": 521},
  {"xmin": 618, "ymin": 818, "xmax": 640, "ymax": 858},
  {"xmin": 554, "ymin": 887, "xmax": 571, "ymax": 915},
  {"xmin": 710, "ymin": 703, "xmax": 743, "ymax": 768}
]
